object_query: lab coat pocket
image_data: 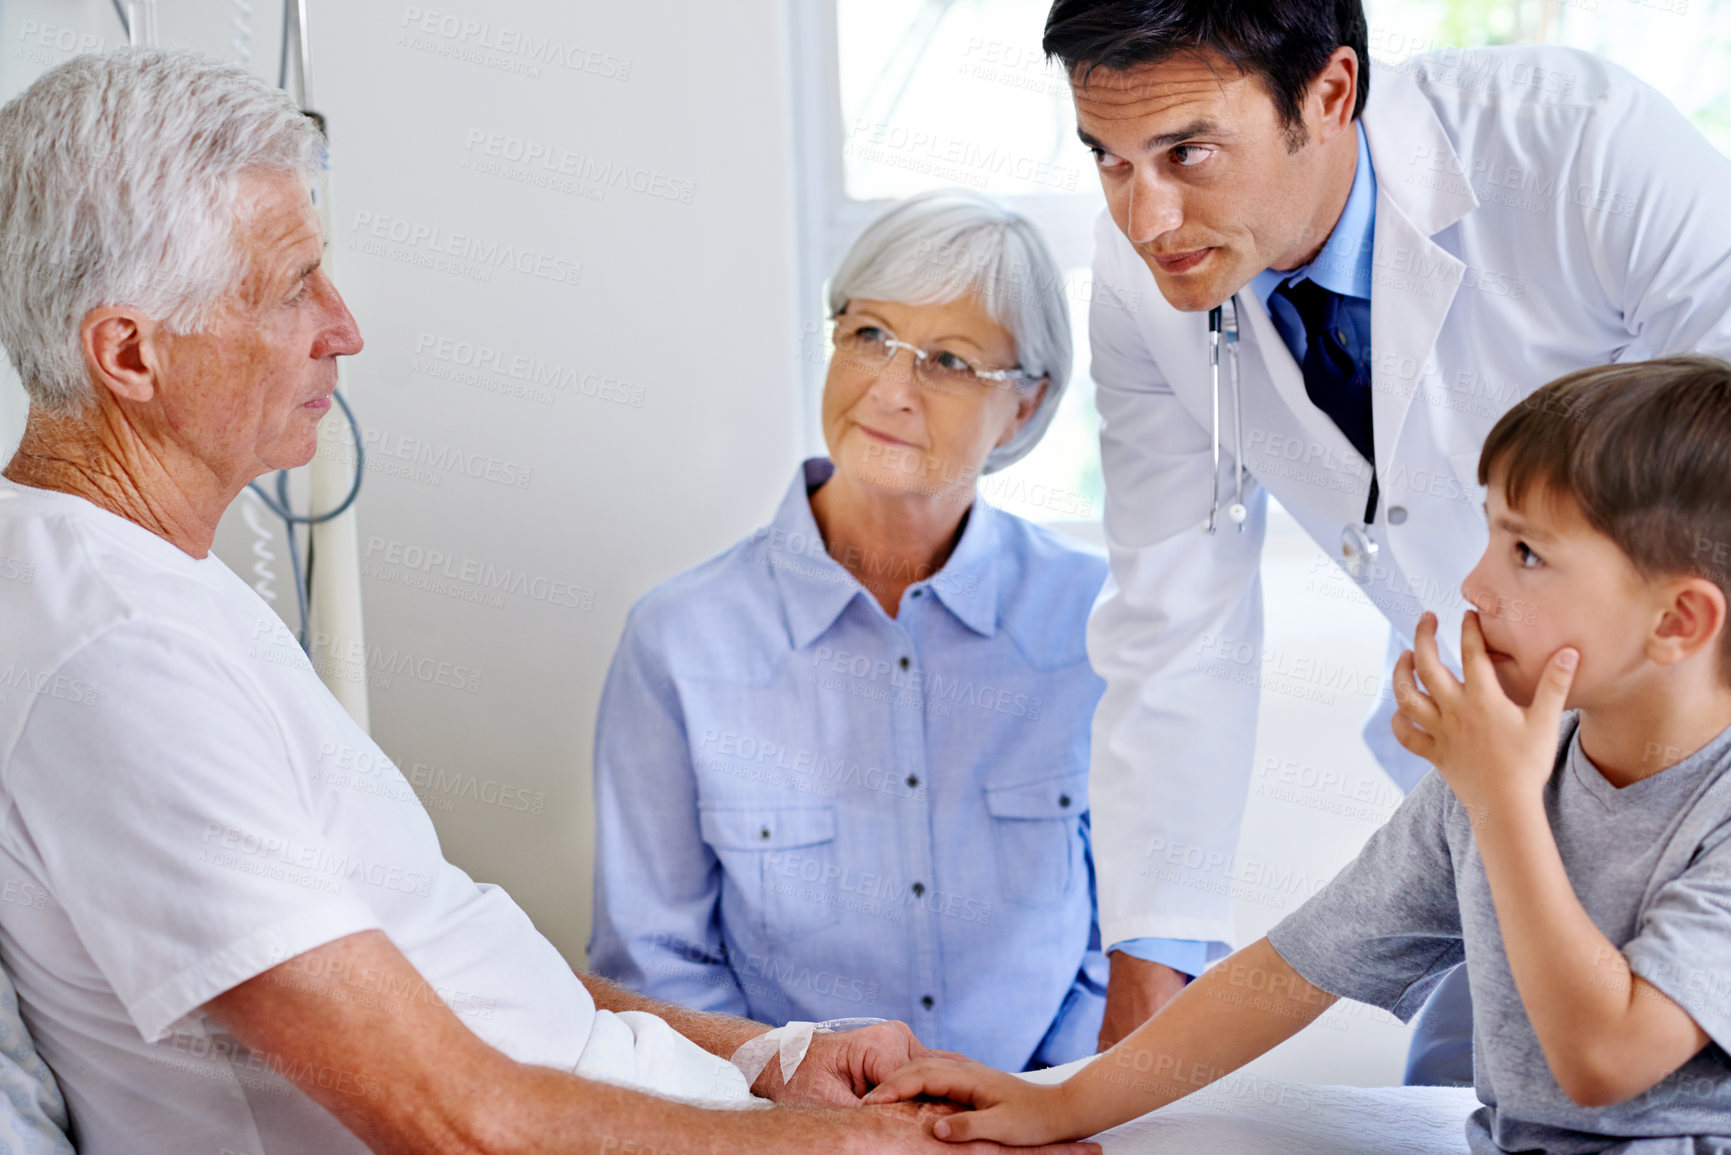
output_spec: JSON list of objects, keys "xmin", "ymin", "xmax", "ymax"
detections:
[
  {"xmin": 984, "ymin": 770, "xmax": 1087, "ymax": 908},
  {"xmin": 700, "ymin": 804, "xmax": 842, "ymax": 939}
]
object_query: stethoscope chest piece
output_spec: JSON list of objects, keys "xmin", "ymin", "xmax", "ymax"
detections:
[
  {"xmin": 1340, "ymin": 473, "xmax": 1382, "ymax": 583},
  {"xmin": 1340, "ymin": 523, "xmax": 1378, "ymax": 583}
]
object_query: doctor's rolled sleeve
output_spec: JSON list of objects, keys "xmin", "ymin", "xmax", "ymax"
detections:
[{"xmin": 1086, "ymin": 210, "xmax": 1267, "ymax": 963}]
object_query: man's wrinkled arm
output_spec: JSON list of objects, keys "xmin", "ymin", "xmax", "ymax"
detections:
[
  {"xmin": 579, "ymin": 971, "xmax": 937, "ymax": 1108},
  {"xmin": 578, "ymin": 969, "xmax": 769, "ymax": 1063},
  {"xmin": 204, "ymin": 930, "xmax": 837, "ymax": 1154}
]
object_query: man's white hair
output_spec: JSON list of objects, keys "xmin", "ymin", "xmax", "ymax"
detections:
[
  {"xmin": 0, "ymin": 49, "xmax": 322, "ymax": 412},
  {"xmin": 827, "ymin": 189, "xmax": 1073, "ymax": 474}
]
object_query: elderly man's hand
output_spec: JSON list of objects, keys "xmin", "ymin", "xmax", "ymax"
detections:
[{"xmin": 753, "ymin": 1020, "xmax": 969, "ymax": 1107}]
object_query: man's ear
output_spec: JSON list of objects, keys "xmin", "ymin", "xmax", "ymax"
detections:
[
  {"xmin": 81, "ymin": 305, "xmax": 161, "ymax": 405},
  {"xmin": 1309, "ymin": 46, "xmax": 1360, "ymax": 144},
  {"xmin": 1650, "ymin": 577, "xmax": 1729, "ymax": 668}
]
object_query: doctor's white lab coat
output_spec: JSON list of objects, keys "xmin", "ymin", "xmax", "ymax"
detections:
[{"xmin": 1088, "ymin": 45, "xmax": 1731, "ymax": 956}]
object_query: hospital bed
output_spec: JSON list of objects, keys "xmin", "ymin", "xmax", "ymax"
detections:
[{"xmin": 1022, "ymin": 1059, "xmax": 1479, "ymax": 1154}]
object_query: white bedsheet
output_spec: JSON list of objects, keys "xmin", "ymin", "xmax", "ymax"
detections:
[{"xmin": 1021, "ymin": 1060, "xmax": 1478, "ymax": 1154}]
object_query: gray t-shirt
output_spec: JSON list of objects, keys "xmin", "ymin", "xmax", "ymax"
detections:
[{"xmin": 1269, "ymin": 715, "xmax": 1731, "ymax": 1154}]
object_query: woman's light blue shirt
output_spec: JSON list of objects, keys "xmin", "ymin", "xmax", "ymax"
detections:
[{"xmin": 589, "ymin": 458, "xmax": 1109, "ymax": 1071}]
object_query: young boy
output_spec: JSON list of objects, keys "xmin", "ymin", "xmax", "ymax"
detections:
[{"xmin": 864, "ymin": 355, "xmax": 1731, "ymax": 1153}]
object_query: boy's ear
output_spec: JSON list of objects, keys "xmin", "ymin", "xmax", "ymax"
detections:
[{"xmin": 1650, "ymin": 577, "xmax": 1729, "ymax": 669}]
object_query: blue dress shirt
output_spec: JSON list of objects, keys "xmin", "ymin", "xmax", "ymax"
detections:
[
  {"xmin": 590, "ymin": 458, "xmax": 1110, "ymax": 1070},
  {"xmin": 1114, "ymin": 122, "xmax": 1378, "ymax": 979}
]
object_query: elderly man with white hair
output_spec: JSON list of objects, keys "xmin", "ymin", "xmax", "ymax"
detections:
[
  {"xmin": 0, "ymin": 50, "xmax": 1100, "ymax": 1155},
  {"xmin": 590, "ymin": 190, "xmax": 1110, "ymax": 1073}
]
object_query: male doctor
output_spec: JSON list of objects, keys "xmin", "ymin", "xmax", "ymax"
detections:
[{"xmin": 1047, "ymin": 0, "xmax": 1731, "ymax": 1081}]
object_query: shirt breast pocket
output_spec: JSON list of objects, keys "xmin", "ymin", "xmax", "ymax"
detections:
[
  {"xmin": 984, "ymin": 769, "xmax": 1087, "ymax": 908},
  {"xmin": 699, "ymin": 804, "xmax": 842, "ymax": 939}
]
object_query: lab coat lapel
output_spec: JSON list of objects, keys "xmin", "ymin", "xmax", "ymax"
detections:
[{"xmin": 1362, "ymin": 63, "xmax": 1478, "ymax": 471}]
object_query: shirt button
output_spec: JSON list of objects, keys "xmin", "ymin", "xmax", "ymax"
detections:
[
  {"xmin": 759, "ymin": 827, "xmax": 771, "ymax": 840},
  {"xmin": 921, "ymin": 995, "xmax": 934, "ymax": 1010},
  {"xmin": 906, "ymin": 775, "xmax": 920, "ymax": 789},
  {"xmin": 911, "ymin": 588, "xmax": 924, "ymax": 598},
  {"xmin": 1388, "ymin": 505, "xmax": 1408, "ymax": 525},
  {"xmin": 898, "ymin": 656, "xmax": 911, "ymax": 670},
  {"xmin": 1059, "ymin": 794, "xmax": 1071, "ymax": 808},
  {"xmin": 911, "ymin": 882, "xmax": 926, "ymax": 897}
]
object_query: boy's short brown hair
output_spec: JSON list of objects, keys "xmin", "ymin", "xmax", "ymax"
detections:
[{"xmin": 1479, "ymin": 355, "xmax": 1731, "ymax": 674}]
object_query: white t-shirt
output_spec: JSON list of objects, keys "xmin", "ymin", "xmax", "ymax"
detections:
[{"xmin": 0, "ymin": 483, "xmax": 596, "ymax": 1154}]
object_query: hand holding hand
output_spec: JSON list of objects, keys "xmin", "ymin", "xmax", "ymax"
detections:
[
  {"xmin": 759, "ymin": 1019, "xmax": 970, "ymax": 1107},
  {"xmin": 756, "ymin": 1019, "xmax": 917, "ymax": 1106},
  {"xmin": 862, "ymin": 1056, "xmax": 1079, "ymax": 1147},
  {"xmin": 836, "ymin": 1098, "xmax": 1100, "ymax": 1154}
]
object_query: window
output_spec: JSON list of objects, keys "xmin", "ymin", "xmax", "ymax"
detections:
[
  {"xmin": 1367, "ymin": 0, "xmax": 1731, "ymax": 153},
  {"xmin": 795, "ymin": 0, "xmax": 1731, "ymax": 526}
]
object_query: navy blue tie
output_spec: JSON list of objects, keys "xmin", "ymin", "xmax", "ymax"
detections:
[{"xmin": 1266, "ymin": 277, "xmax": 1375, "ymax": 467}]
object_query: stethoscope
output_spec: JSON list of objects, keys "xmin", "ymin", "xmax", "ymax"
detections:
[
  {"xmin": 1205, "ymin": 295, "xmax": 1381, "ymax": 583},
  {"xmin": 1204, "ymin": 296, "xmax": 1247, "ymax": 534}
]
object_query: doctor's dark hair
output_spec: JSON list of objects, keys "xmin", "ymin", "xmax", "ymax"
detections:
[
  {"xmin": 1479, "ymin": 356, "xmax": 1731, "ymax": 675},
  {"xmin": 1042, "ymin": 0, "xmax": 1370, "ymax": 144}
]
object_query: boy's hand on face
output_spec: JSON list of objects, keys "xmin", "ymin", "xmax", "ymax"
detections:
[{"xmin": 1391, "ymin": 610, "xmax": 1578, "ymax": 818}]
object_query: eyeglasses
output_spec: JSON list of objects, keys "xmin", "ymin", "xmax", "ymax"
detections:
[{"xmin": 831, "ymin": 318, "xmax": 1038, "ymax": 395}]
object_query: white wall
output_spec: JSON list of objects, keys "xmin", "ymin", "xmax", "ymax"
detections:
[{"xmin": 0, "ymin": 0, "xmax": 807, "ymax": 965}]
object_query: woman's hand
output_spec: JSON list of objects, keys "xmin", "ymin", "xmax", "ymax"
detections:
[
  {"xmin": 863, "ymin": 1057, "xmax": 1080, "ymax": 1146},
  {"xmin": 1391, "ymin": 610, "xmax": 1577, "ymax": 819}
]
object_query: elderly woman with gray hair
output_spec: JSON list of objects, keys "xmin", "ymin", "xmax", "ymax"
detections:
[{"xmin": 590, "ymin": 191, "xmax": 1109, "ymax": 1071}]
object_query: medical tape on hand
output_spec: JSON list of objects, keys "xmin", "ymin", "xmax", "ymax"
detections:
[{"xmin": 728, "ymin": 1017, "xmax": 887, "ymax": 1088}]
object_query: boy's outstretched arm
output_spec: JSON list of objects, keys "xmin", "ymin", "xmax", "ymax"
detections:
[
  {"xmin": 863, "ymin": 936, "xmax": 1336, "ymax": 1145},
  {"xmin": 1395, "ymin": 612, "xmax": 1710, "ymax": 1107}
]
